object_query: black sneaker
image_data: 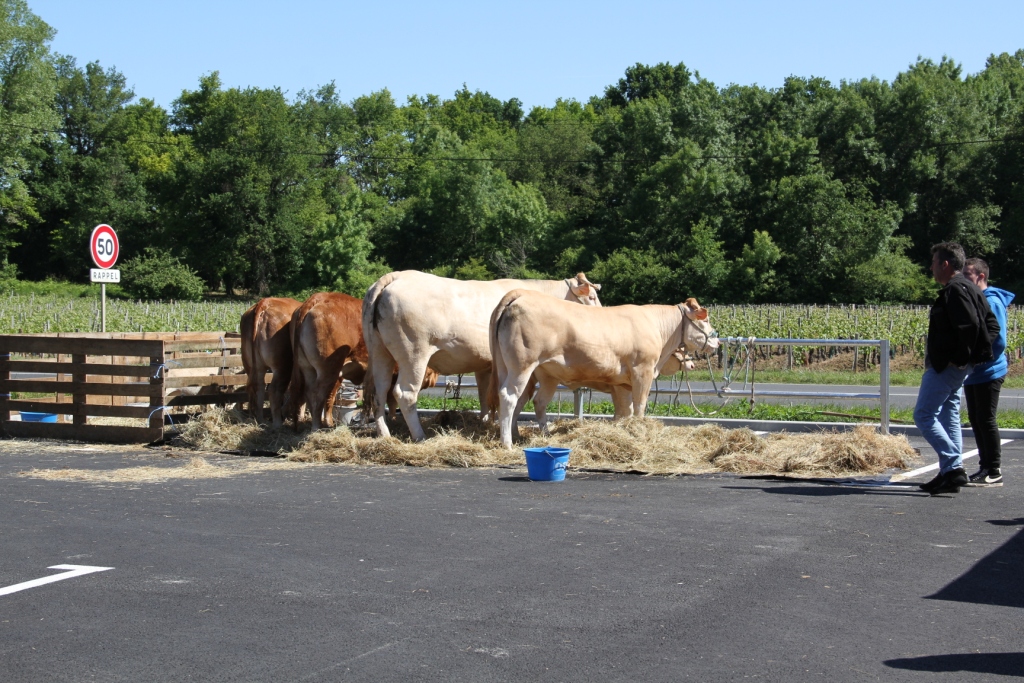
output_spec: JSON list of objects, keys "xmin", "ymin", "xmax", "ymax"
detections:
[
  {"xmin": 967, "ymin": 468, "xmax": 1003, "ymax": 487},
  {"xmin": 930, "ymin": 468, "xmax": 968, "ymax": 495},
  {"xmin": 919, "ymin": 473, "xmax": 944, "ymax": 492}
]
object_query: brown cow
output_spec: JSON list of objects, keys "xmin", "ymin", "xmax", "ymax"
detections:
[
  {"xmin": 288, "ymin": 292, "xmax": 368, "ymax": 431},
  {"xmin": 287, "ymin": 291, "xmax": 441, "ymax": 431},
  {"xmin": 240, "ymin": 297, "xmax": 301, "ymax": 428}
]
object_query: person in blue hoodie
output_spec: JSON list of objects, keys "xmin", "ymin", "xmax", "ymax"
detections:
[{"xmin": 963, "ymin": 258, "xmax": 1015, "ymax": 487}]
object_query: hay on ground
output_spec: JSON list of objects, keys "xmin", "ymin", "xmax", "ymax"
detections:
[
  {"xmin": 169, "ymin": 408, "xmax": 920, "ymax": 477},
  {"xmin": 18, "ymin": 456, "xmax": 304, "ymax": 483}
]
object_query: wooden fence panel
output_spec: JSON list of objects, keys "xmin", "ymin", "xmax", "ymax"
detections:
[{"xmin": 0, "ymin": 331, "xmax": 250, "ymax": 443}]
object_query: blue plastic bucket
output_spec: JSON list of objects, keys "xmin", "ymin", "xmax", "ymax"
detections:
[
  {"xmin": 20, "ymin": 412, "xmax": 57, "ymax": 423},
  {"xmin": 524, "ymin": 447, "xmax": 571, "ymax": 482}
]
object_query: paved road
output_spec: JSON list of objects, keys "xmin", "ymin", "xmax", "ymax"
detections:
[{"xmin": 1, "ymin": 439, "xmax": 1021, "ymax": 681}]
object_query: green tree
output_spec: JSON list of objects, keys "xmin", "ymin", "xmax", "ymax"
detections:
[
  {"xmin": 20, "ymin": 58, "xmax": 164, "ymax": 279},
  {"xmin": 0, "ymin": 0, "xmax": 56, "ymax": 258},
  {"xmin": 164, "ymin": 74, "xmax": 316, "ymax": 294}
]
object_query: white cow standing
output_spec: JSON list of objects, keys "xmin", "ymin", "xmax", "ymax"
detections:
[
  {"xmin": 489, "ymin": 291, "xmax": 719, "ymax": 448},
  {"xmin": 362, "ymin": 270, "xmax": 602, "ymax": 441}
]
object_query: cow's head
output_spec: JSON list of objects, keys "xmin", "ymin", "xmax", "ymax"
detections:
[
  {"xmin": 678, "ymin": 297, "xmax": 719, "ymax": 354},
  {"xmin": 566, "ymin": 272, "xmax": 602, "ymax": 306},
  {"xmin": 660, "ymin": 349, "xmax": 697, "ymax": 376}
]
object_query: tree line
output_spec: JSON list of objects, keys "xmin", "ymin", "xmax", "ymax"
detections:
[{"xmin": 2, "ymin": 0, "xmax": 1023, "ymax": 305}]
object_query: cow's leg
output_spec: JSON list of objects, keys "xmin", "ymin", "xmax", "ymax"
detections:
[
  {"xmin": 610, "ymin": 386, "xmax": 634, "ymax": 419},
  {"xmin": 499, "ymin": 368, "xmax": 536, "ymax": 448},
  {"xmin": 475, "ymin": 367, "xmax": 492, "ymax": 419},
  {"xmin": 630, "ymin": 369, "xmax": 656, "ymax": 417},
  {"xmin": 300, "ymin": 357, "xmax": 332, "ymax": 431},
  {"xmin": 322, "ymin": 374, "xmax": 343, "ymax": 429},
  {"xmin": 249, "ymin": 354, "xmax": 266, "ymax": 423},
  {"xmin": 510, "ymin": 383, "xmax": 534, "ymax": 442},
  {"xmin": 531, "ymin": 375, "xmax": 560, "ymax": 435},
  {"xmin": 394, "ymin": 361, "xmax": 431, "ymax": 442},
  {"xmin": 366, "ymin": 352, "xmax": 396, "ymax": 437}
]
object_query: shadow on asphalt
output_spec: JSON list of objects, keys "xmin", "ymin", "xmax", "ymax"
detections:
[
  {"xmin": 988, "ymin": 517, "xmax": 1024, "ymax": 526},
  {"xmin": 926, "ymin": 525, "xmax": 1024, "ymax": 609},
  {"xmin": 884, "ymin": 652, "xmax": 1024, "ymax": 676},
  {"xmin": 722, "ymin": 485, "xmax": 924, "ymax": 498},
  {"xmin": 498, "ymin": 476, "xmax": 533, "ymax": 483}
]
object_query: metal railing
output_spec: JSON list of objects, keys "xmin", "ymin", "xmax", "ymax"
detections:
[
  {"xmin": 661, "ymin": 337, "xmax": 892, "ymax": 434},
  {"xmin": 431, "ymin": 336, "xmax": 892, "ymax": 434}
]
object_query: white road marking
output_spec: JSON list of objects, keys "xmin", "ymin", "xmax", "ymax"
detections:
[
  {"xmin": 889, "ymin": 439, "xmax": 1013, "ymax": 482},
  {"xmin": 0, "ymin": 565, "xmax": 113, "ymax": 597}
]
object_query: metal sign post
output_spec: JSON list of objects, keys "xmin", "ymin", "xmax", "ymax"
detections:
[{"xmin": 89, "ymin": 224, "xmax": 120, "ymax": 333}]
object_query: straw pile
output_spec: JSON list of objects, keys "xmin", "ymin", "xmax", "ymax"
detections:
[{"xmin": 170, "ymin": 408, "xmax": 919, "ymax": 477}]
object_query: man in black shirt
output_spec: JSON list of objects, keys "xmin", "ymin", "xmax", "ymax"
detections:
[{"xmin": 915, "ymin": 242, "xmax": 999, "ymax": 496}]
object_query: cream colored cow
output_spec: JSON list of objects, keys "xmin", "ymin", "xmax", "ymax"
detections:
[
  {"xmin": 362, "ymin": 270, "xmax": 602, "ymax": 441},
  {"xmin": 490, "ymin": 292, "xmax": 718, "ymax": 448}
]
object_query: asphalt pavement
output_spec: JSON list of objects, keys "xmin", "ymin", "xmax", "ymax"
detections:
[{"xmin": 1, "ymin": 437, "xmax": 1022, "ymax": 682}]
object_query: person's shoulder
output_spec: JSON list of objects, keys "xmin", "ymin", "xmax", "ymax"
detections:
[{"xmin": 986, "ymin": 287, "xmax": 1015, "ymax": 307}]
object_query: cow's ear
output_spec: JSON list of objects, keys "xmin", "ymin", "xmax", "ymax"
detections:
[
  {"xmin": 695, "ymin": 308, "xmax": 709, "ymax": 321},
  {"xmin": 575, "ymin": 283, "xmax": 591, "ymax": 297}
]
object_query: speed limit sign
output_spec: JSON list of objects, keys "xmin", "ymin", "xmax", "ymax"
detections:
[{"xmin": 90, "ymin": 224, "xmax": 119, "ymax": 269}]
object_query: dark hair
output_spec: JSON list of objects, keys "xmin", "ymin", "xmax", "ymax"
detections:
[
  {"xmin": 965, "ymin": 257, "xmax": 989, "ymax": 280},
  {"xmin": 931, "ymin": 242, "xmax": 965, "ymax": 272}
]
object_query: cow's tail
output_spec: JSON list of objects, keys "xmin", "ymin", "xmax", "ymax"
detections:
[
  {"xmin": 487, "ymin": 289, "xmax": 526, "ymax": 421},
  {"xmin": 239, "ymin": 301, "xmax": 261, "ymax": 409},
  {"xmin": 361, "ymin": 271, "xmax": 402, "ymax": 422},
  {"xmin": 284, "ymin": 301, "xmax": 310, "ymax": 430}
]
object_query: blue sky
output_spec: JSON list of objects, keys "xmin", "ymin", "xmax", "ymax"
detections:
[{"xmin": 27, "ymin": 0, "xmax": 1024, "ymax": 111}]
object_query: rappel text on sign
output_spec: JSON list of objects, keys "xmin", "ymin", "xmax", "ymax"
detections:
[{"xmin": 90, "ymin": 268, "xmax": 121, "ymax": 283}]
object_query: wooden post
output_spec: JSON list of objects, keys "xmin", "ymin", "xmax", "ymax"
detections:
[
  {"xmin": 72, "ymin": 353, "xmax": 87, "ymax": 426},
  {"xmin": 0, "ymin": 342, "xmax": 9, "ymax": 425},
  {"xmin": 149, "ymin": 344, "xmax": 165, "ymax": 435}
]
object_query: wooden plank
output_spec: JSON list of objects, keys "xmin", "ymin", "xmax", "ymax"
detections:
[
  {"xmin": 8, "ymin": 400, "xmax": 150, "ymax": 419},
  {"xmin": 166, "ymin": 391, "xmax": 247, "ymax": 407},
  {"xmin": 0, "ymin": 379, "xmax": 162, "ymax": 397},
  {"xmin": 0, "ymin": 335, "xmax": 164, "ymax": 356},
  {"xmin": 163, "ymin": 339, "xmax": 242, "ymax": 353},
  {"xmin": 85, "ymin": 363, "xmax": 155, "ymax": 378},
  {"xmin": 2, "ymin": 420, "xmax": 162, "ymax": 444},
  {"xmin": 164, "ymin": 355, "xmax": 245, "ymax": 370},
  {"xmin": 164, "ymin": 374, "xmax": 253, "ymax": 389}
]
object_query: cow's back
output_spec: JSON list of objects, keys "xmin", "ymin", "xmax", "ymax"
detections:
[
  {"xmin": 494, "ymin": 291, "xmax": 674, "ymax": 384},
  {"xmin": 294, "ymin": 292, "xmax": 366, "ymax": 366},
  {"xmin": 373, "ymin": 272, "xmax": 571, "ymax": 374}
]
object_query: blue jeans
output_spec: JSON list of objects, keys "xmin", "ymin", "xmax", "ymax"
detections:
[{"xmin": 914, "ymin": 364, "xmax": 972, "ymax": 473}]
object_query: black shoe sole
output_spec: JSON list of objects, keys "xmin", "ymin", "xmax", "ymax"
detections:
[{"xmin": 929, "ymin": 486, "xmax": 962, "ymax": 495}]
